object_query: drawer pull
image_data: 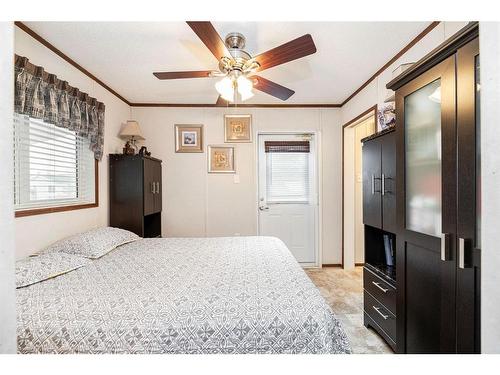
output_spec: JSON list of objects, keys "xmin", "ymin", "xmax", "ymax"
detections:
[
  {"xmin": 372, "ymin": 281, "xmax": 389, "ymax": 293},
  {"xmin": 372, "ymin": 305, "xmax": 389, "ymax": 320}
]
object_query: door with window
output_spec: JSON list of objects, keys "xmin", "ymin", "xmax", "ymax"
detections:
[{"xmin": 258, "ymin": 133, "xmax": 317, "ymax": 265}]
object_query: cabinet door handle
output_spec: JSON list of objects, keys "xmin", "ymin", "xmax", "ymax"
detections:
[
  {"xmin": 372, "ymin": 306, "xmax": 389, "ymax": 320},
  {"xmin": 151, "ymin": 182, "xmax": 155, "ymax": 194},
  {"xmin": 371, "ymin": 174, "xmax": 375, "ymax": 195},
  {"xmin": 381, "ymin": 173, "xmax": 385, "ymax": 196},
  {"xmin": 156, "ymin": 182, "xmax": 160, "ymax": 194},
  {"xmin": 458, "ymin": 238, "xmax": 472, "ymax": 269},
  {"xmin": 372, "ymin": 281, "xmax": 389, "ymax": 293},
  {"xmin": 440, "ymin": 233, "xmax": 450, "ymax": 261},
  {"xmin": 459, "ymin": 238, "xmax": 465, "ymax": 269}
]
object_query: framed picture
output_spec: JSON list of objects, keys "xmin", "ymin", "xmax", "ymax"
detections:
[
  {"xmin": 208, "ymin": 145, "xmax": 235, "ymax": 173},
  {"xmin": 377, "ymin": 102, "xmax": 396, "ymax": 132},
  {"xmin": 224, "ymin": 114, "xmax": 252, "ymax": 143},
  {"xmin": 175, "ymin": 124, "xmax": 203, "ymax": 153}
]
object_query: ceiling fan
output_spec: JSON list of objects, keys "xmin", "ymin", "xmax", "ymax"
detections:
[{"xmin": 153, "ymin": 22, "xmax": 317, "ymax": 104}]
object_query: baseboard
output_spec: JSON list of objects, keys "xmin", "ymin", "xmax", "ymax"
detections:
[{"xmin": 321, "ymin": 263, "xmax": 364, "ymax": 268}]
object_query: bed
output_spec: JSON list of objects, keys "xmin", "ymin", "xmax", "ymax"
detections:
[{"xmin": 17, "ymin": 235, "xmax": 351, "ymax": 354}]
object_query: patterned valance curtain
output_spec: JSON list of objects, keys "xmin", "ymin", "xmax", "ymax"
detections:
[{"xmin": 14, "ymin": 54, "xmax": 105, "ymax": 160}]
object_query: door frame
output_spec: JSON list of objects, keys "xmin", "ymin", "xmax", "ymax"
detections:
[
  {"xmin": 342, "ymin": 105, "xmax": 378, "ymax": 269},
  {"xmin": 256, "ymin": 130, "xmax": 322, "ymax": 268}
]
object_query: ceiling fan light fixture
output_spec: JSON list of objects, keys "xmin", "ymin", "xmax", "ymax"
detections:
[
  {"xmin": 215, "ymin": 76, "xmax": 235, "ymax": 102},
  {"xmin": 237, "ymin": 75, "xmax": 254, "ymax": 101}
]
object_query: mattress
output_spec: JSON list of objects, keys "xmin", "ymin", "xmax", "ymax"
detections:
[{"xmin": 17, "ymin": 236, "xmax": 351, "ymax": 354}]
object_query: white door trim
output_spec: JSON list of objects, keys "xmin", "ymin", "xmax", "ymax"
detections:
[
  {"xmin": 342, "ymin": 111, "xmax": 376, "ymax": 269},
  {"xmin": 255, "ymin": 130, "xmax": 322, "ymax": 268}
]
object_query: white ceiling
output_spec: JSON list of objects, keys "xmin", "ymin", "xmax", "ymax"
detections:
[{"xmin": 24, "ymin": 22, "xmax": 431, "ymax": 104}]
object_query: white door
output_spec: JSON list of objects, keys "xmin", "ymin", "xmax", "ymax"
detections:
[{"xmin": 258, "ymin": 133, "xmax": 317, "ymax": 265}]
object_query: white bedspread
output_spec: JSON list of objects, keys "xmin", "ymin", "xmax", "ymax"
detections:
[{"xmin": 17, "ymin": 236, "xmax": 350, "ymax": 354}]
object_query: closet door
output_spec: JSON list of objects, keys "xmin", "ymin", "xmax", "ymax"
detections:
[
  {"xmin": 396, "ymin": 55, "xmax": 457, "ymax": 353},
  {"xmin": 456, "ymin": 37, "xmax": 480, "ymax": 353},
  {"xmin": 362, "ymin": 138, "xmax": 382, "ymax": 229}
]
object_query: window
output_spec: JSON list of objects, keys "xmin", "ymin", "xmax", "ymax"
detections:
[
  {"xmin": 13, "ymin": 113, "xmax": 97, "ymax": 216},
  {"xmin": 265, "ymin": 141, "xmax": 311, "ymax": 203}
]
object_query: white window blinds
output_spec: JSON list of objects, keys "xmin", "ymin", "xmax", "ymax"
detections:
[
  {"xmin": 13, "ymin": 113, "xmax": 96, "ymax": 211},
  {"xmin": 265, "ymin": 141, "xmax": 311, "ymax": 203}
]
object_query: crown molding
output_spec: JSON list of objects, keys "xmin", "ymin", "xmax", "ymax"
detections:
[
  {"xmin": 129, "ymin": 102, "xmax": 342, "ymax": 108},
  {"xmin": 15, "ymin": 21, "xmax": 131, "ymax": 106},
  {"xmin": 340, "ymin": 21, "xmax": 440, "ymax": 107}
]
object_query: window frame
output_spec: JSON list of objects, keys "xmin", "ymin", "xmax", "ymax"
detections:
[{"xmin": 14, "ymin": 116, "xmax": 99, "ymax": 218}]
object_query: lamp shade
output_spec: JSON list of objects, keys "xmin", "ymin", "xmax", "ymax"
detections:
[{"xmin": 119, "ymin": 120, "xmax": 145, "ymax": 140}]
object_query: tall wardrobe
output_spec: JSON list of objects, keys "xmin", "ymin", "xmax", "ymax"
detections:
[{"xmin": 386, "ymin": 22, "xmax": 480, "ymax": 353}]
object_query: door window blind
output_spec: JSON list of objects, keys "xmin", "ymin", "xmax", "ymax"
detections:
[
  {"xmin": 13, "ymin": 113, "xmax": 96, "ymax": 211},
  {"xmin": 265, "ymin": 141, "xmax": 310, "ymax": 203}
]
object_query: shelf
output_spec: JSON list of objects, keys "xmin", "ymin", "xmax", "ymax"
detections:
[{"xmin": 365, "ymin": 263, "xmax": 396, "ymax": 286}]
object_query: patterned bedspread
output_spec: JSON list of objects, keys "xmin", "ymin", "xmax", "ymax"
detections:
[{"xmin": 17, "ymin": 236, "xmax": 351, "ymax": 354}]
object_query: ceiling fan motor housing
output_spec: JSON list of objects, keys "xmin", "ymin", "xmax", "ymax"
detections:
[
  {"xmin": 219, "ymin": 32, "xmax": 259, "ymax": 75},
  {"xmin": 225, "ymin": 32, "xmax": 246, "ymax": 49}
]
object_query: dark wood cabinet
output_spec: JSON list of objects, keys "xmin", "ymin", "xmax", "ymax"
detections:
[
  {"xmin": 362, "ymin": 129, "xmax": 396, "ymax": 232},
  {"xmin": 363, "ymin": 265, "xmax": 397, "ymax": 351},
  {"xmin": 109, "ymin": 154, "xmax": 162, "ymax": 238},
  {"xmin": 387, "ymin": 22, "xmax": 480, "ymax": 353},
  {"xmin": 362, "ymin": 129, "xmax": 397, "ymax": 352},
  {"xmin": 456, "ymin": 37, "xmax": 481, "ymax": 354},
  {"xmin": 362, "ymin": 137, "xmax": 382, "ymax": 228},
  {"xmin": 143, "ymin": 157, "xmax": 162, "ymax": 216}
]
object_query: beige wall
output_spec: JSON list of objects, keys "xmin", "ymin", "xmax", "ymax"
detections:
[
  {"xmin": 131, "ymin": 107, "xmax": 343, "ymax": 264},
  {"xmin": 0, "ymin": 21, "xmax": 16, "ymax": 354},
  {"xmin": 479, "ymin": 21, "xmax": 500, "ymax": 354},
  {"xmin": 14, "ymin": 26, "xmax": 131, "ymax": 259}
]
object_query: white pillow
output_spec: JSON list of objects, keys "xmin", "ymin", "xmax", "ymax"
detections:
[
  {"xmin": 41, "ymin": 227, "xmax": 140, "ymax": 259},
  {"xmin": 16, "ymin": 252, "xmax": 90, "ymax": 288}
]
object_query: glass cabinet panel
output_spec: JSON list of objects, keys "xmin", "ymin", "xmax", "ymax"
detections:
[{"xmin": 405, "ymin": 79, "xmax": 442, "ymax": 237}]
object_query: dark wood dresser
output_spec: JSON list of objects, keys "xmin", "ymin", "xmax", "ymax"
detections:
[
  {"xmin": 109, "ymin": 154, "xmax": 162, "ymax": 238},
  {"xmin": 361, "ymin": 128, "xmax": 397, "ymax": 352}
]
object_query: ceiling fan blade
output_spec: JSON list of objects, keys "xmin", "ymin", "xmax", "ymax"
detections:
[
  {"xmin": 153, "ymin": 70, "xmax": 215, "ymax": 80},
  {"xmin": 186, "ymin": 21, "xmax": 231, "ymax": 60},
  {"xmin": 252, "ymin": 76, "xmax": 295, "ymax": 101},
  {"xmin": 215, "ymin": 95, "xmax": 228, "ymax": 105},
  {"xmin": 252, "ymin": 34, "xmax": 316, "ymax": 72}
]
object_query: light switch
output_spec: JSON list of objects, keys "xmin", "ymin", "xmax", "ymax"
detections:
[{"xmin": 234, "ymin": 174, "xmax": 240, "ymax": 184}]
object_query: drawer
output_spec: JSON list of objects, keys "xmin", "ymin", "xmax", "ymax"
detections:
[
  {"xmin": 364, "ymin": 267, "xmax": 396, "ymax": 315},
  {"xmin": 364, "ymin": 291, "xmax": 396, "ymax": 342}
]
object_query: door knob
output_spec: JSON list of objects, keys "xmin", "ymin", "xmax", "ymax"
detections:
[{"xmin": 259, "ymin": 205, "xmax": 269, "ymax": 211}]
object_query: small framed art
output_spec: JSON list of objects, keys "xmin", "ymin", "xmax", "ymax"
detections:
[
  {"xmin": 208, "ymin": 145, "xmax": 235, "ymax": 173},
  {"xmin": 175, "ymin": 124, "xmax": 203, "ymax": 153},
  {"xmin": 224, "ymin": 114, "xmax": 252, "ymax": 143}
]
